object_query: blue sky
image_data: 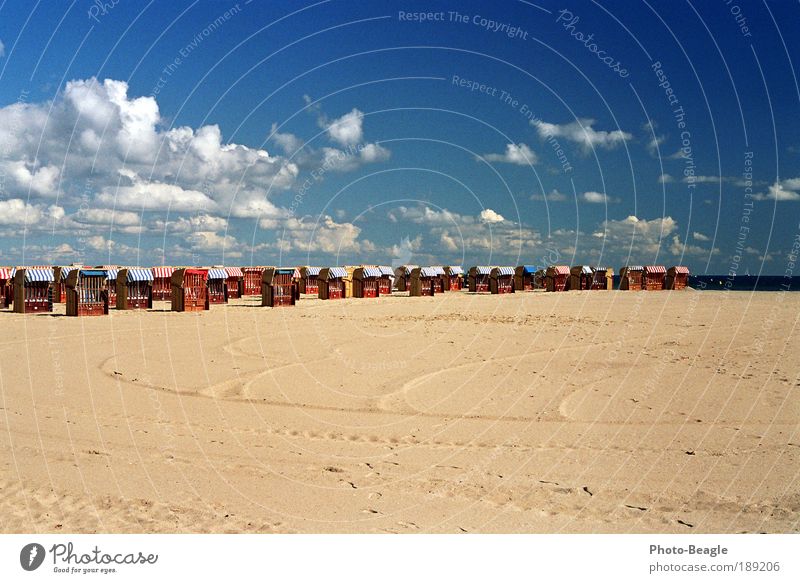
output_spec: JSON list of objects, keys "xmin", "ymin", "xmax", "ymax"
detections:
[{"xmin": 0, "ymin": 0, "xmax": 798, "ymax": 273}]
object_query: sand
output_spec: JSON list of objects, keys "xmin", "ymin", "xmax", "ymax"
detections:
[{"xmin": 0, "ymin": 290, "xmax": 798, "ymax": 533}]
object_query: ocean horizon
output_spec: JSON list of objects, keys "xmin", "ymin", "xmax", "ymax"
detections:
[{"xmin": 689, "ymin": 275, "xmax": 796, "ymax": 291}]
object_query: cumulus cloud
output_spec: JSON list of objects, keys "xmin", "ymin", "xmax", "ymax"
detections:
[
  {"xmin": 2, "ymin": 243, "xmax": 79, "ymax": 263},
  {"xmin": 388, "ymin": 205, "xmax": 472, "ymax": 226},
  {"xmin": 358, "ymin": 142, "xmax": 390, "ymax": 163},
  {"xmin": 185, "ymin": 230, "xmax": 239, "ymax": 253},
  {"xmin": 73, "ymin": 208, "xmax": 142, "ymax": 227},
  {"xmin": 388, "ymin": 205, "xmax": 506, "ymax": 231},
  {"xmin": 0, "ymin": 199, "xmax": 64, "ymax": 227},
  {"xmin": 386, "ymin": 204, "xmax": 544, "ymax": 261},
  {"xmin": 271, "ymin": 215, "xmax": 376, "ymax": 255},
  {"xmin": 388, "ymin": 204, "xmax": 509, "ymax": 227},
  {"xmin": 482, "ymin": 143, "xmax": 537, "ymax": 165},
  {"xmin": 153, "ymin": 214, "xmax": 229, "ymax": 234},
  {"xmin": 390, "ymin": 234, "xmax": 424, "ymax": 262},
  {"xmin": 8, "ymin": 161, "xmax": 60, "ymax": 196},
  {"xmin": 438, "ymin": 231, "xmax": 459, "ymax": 252},
  {"xmin": 693, "ymin": 231, "xmax": 710, "ymax": 241},
  {"xmin": 86, "ymin": 235, "xmax": 114, "ymax": 252},
  {"xmin": 270, "ymin": 105, "xmax": 389, "ymax": 174},
  {"xmin": 319, "ymin": 142, "xmax": 390, "ymax": 172},
  {"xmin": 669, "ymin": 235, "xmax": 714, "ymax": 257},
  {"xmin": 593, "ymin": 215, "xmax": 679, "ymax": 257},
  {"xmin": 581, "ymin": 191, "xmax": 619, "ymax": 204},
  {"xmin": 752, "ymin": 179, "xmax": 800, "ymax": 201},
  {"xmin": 324, "ymin": 108, "xmax": 364, "ymax": 146},
  {"xmin": 479, "ymin": 208, "xmax": 505, "ymax": 223},
  {"xmin": 269, "ymin": 123, "xmax": 305, "ymax": 154},
  {"xmin": 98, "ymin": 180, "xmax": 215, "ymax": 212},
  {"xmin": 435, "ymin": 222, "xmax": 542, "ymax": 256},
  {"xmin": 0, "ymin": 77, "xmax": 300, "ymax": 220},
  {"xmin": 532, "ymin": 118, "xmax": 631, "ymax": 151}
]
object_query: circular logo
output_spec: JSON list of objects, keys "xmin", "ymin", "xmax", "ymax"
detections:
[{"xmin": 20, "ymin": 543, "xmax": 46, "ymax": 571}]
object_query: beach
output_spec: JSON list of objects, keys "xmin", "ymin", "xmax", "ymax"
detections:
[{"xmin": 1, "ymin": 290, "xmax": 798, "ymax": 534}]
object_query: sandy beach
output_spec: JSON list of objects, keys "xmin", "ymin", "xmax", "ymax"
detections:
[{"xmin": 1, "ymin": 290, "xmax": 798, "ymax": 534}]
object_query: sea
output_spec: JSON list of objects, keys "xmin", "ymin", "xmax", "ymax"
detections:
[
  {"xmin": 688, "ymin": 275, "xmax": 799, "ymax": 292},
  {"xmin": 608, "ymin": 275, "xmax": 799, "ymax": 291}
]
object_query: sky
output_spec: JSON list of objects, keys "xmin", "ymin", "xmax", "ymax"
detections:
[{"xmin": 0, "ymin": 0, "xmax": 798, "ymax": 274}]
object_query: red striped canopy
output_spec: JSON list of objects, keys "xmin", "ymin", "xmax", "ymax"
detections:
[
  {"xmin": 225, "ymin": 267, "xmax": 244, "ymax": 278},
  {"xmin": 672, "ymin": 266, "xmax": 690, "ymax": 274},
  {"xmin": 550, "ymin": 265, "xmax": 570, "ymax": 275},
  {"xmin": 0, "ymin": 268, "xmax": 12, "ymax": 280},
  {"xmin": 644, "ymin": 265, "xmax": 666, "ymax": 274},
  {"xmin": 152, "ymin": 267, "xmax": 176, "ymax": 278}
]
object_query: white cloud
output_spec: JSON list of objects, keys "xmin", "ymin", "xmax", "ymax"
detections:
[
  {"xmin": 641, "ymin": 121, "xmax": 665, "ymax": 156},
  {"xmin": 320, "ymin": 142, "xmax": 391, "ymax": 172},
  {"xmin": 325, "ymin": 108, "xmax": 363, "ymax": 147},
  {"xmin": 0, "ymin": 199, "xmax": 64, "ymax": 227},
  {"xmin": 683, "ymin": 175, "xmax": 734, "ymax": 184},
  {"xmin": 439, "ymin": 231, "xmax": 459, "ymax": 252},
  {"xmin": 390, "ymin": 234, "xmax": 424, "ymax": 262},
  {"xmin": 9, "ymin": 161, "xmax": 60, "ymax": 197},
  {"xmin": 388, "ymin": 205, "xmax": 471, "ymax": 226},
  {"xmin": 153, "ymin": 214, "xmax": 228, "ymax": 234},
  {"xmin": 386, "ymin": 205, "xmax": 545, "ymax": 261},
  {"xmin": 86, "ymin": 235, "xmax": 114, "ymax": 252},
  {"xmin": 581, "ymin": 191, "xmax": 620, "ymax": 204},
  {"xmin": 98, "ymin": 180, "xmax": 215, "ymax": 212},
  {"xmin": 647, "ymin": 135, "xmax": 666, "ymax": 155},
  {"xmin": 482, "ymin": 143, "xmax": 537, "ymax": 165},
  {"xmin": 531, "ymin": 188, "xmax": 568, "ymax": 202},
  {"xmin": 435, "ymin": 222, "xmax": 542, "ymax": 255},
  {"xmin": 667, "ymin": 149, "xmax": 687, "ymax": 160},
  {"xmin": 73, "ymin": 208, "xmax": 142, "ymax": 227},
  {"xmin": 479, "ymin": 208, "xmax": 505, "ymax": 223},
  {"xmin": 270, "ymin": 104, "xmax": 389, "ymax": 174},
  {"xmin": 359, "ymin": 142, "xmax": 390, "ymax": 163},
  {"xmin": 186, "ymin": 231, "xmax": 239, "ymax": 253},
  {"xmin": 390, "ymin": 204, "xmax": 512, "ymax": 228},
  {"xmin": 593, "ymin": 215, "xmax": 680, "ymax": 257},
  {"xmin": 1, "ymin": 243, "xmax": 79, "ymax": 262},
  {"xmin": 669, "ymin": 234, "xmax": 713, "ymax": 256},
  {"xmin": 658, "ymin": 173, "xmax": 674, "ymax": 184},
  {"xmin": 273, "ymin": 215, "xmax": 376, "ymax": 255},
  {"xmin": 753, "ymin": 179, "xmax": 800, "ymax": 201},
  {"xmin": 0, "ymin": 77, "xmax": 299, "ymax": 217},
  {"xmin": 0, "ymin": 39, "xmax": 5, "ymax": 58},
  {"xmin": 532, "ymin": 118, "xmax": 631, "ymax": 150},
  {"xmin": 693, "ymin": 231, "xmax": 710, "ymax": 241},
  {"xmin": 53, "ymin": 243, "xmax": 77, "ymax": 256},
  {"xmin": 229, "ymin": 196, "xmax": 288, "ymax": 220},
  {"xmin": 269, "ymin": 123, "xmax": 304, "ymax": 154}
]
